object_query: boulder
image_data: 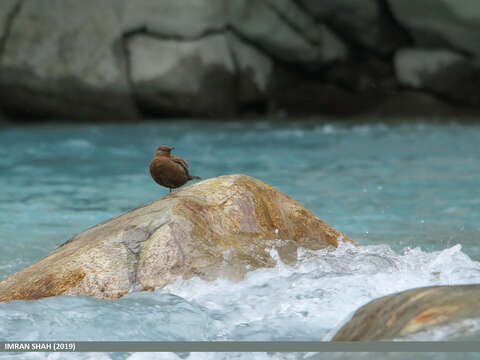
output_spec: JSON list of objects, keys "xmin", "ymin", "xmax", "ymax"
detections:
[
  {"xmin": 127, "ymin": 33, "xmax": 236, "ymax": 117},
  {"xmin": 270, "ymin": 65, "xmax": 384, "ymax": 117},
  {"xmin": 124, "ymin": 0, "xmax": 227, "ymax": 38},
  {"xmin": 0, "ymin": 174, "xmax": 352, "ymax": 302},
  {"xmin": 373, "ymin": 91, "xmax": 463, "ymax": 118},
  {"xmin": 0, "ymin": 0, "xmax": 239, "ymax": 119},
  {"xmin": 228, "ymin": 34, "xmax": 273, "ymax": 111},
  {"xmin": 0, "ymin": 0, "xmax": 18, "ymax": 48},
  {"xmin": 332, "ymin": 285, "xmax": 480, "ymax": 341},
  {"xmin": 0, "ymin": 0, "xmax": 350, "ymax": 120},
  {"xmin": 299, "ymin": 0, "xmax": 410, "ymax": 55},
  {"xmin": 388, "ymin": 0, "xmax": 480, "ymax": 56},
  {"xmin": 395, "ymin": 48, "xmax": 466, "ymax": 88},
  {"xmin": 126, "ymin": 32, "xmax": 273, "ymax": 117},
  {"xmin": 4, "ymin": 0, "xmax": 480, "ymax": 119},
  {"xmin": 0, "ymin": 0, "xmax": 140, "ymax": 120},
  {"xmin": 324, "ymin": 58, "xmax": 397, "ymax": 94},
  {"xmin": 271, "ymin": 78, "xmax": 368, "ymax": 117},
  {"xmin": 394, "ymin": 48, "xmax": 480, "ymax": 107},
  {"xmin": 228, "ymin": 0, "xmax": 347, "ymax": 66}
]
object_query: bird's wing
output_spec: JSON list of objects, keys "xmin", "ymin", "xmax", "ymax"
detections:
[{"xmin": 170, "ymin": 156, "xmax": 189, "ymax": 173}]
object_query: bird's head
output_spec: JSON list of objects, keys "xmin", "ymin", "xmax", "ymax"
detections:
[{"xmin": 155, "ymin": 145, "xmax": 174, "ymax": 156}]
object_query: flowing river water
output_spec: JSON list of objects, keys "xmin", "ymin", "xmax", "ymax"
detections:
[{"xmin": 0, "ymin": 119, "xmax": 479, "ymax": 359}]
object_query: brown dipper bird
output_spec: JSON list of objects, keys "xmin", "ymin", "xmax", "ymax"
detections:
[{"xmin": 149, "ymin": 145, "xmax": 201, "ymax": 192}]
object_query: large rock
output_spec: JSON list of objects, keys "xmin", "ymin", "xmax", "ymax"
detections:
[
  {"xmin": 373, "ymin": 91, "xmax": 463, "ymax": 118},
  {"xmin": 0, "ymin": 0, "xmax": 140, "ymax": 120},
  {"xmin": 128, "ymin": 32, "xmax": 274, "ymax": 117},
  {"xmin": 127, "ymin": 32, "xmax": 273, "ymax": 117},
  {"xmin": 229, "ymin": 34, "xmax": 273, "ymax": 111},
  {"xmin": 3, "ymin": 0, "xmax": 480, "ymax": 119},
  {"xmin": 395, "ymin": 48, "xmax": 466, "ymax": 88},
  {"xmin": 395, "ymin": 48, "xmax": 480, "ymax": 107},
  {"xmin": 0, "ymin": 0, "xmax": 275, "ymax": 119},
  {"xmin": 124, "ymin": 0, "xmax": 227, "ymax": 38},
  {"xmin": 228, "ymin": 0, "xmax": 347, "ymax": 66},
  {"xmin": 388, "ymin": 0, "xmax": 480, "ymax": 56},
  {"xmin": 299, "ymin": 0, "xmax": 410, "ymax": 55},
  {"xmin": 0, "ymin": 175, "xmax": 351, "ymax": 302},
  {"xmin": 0, "ymin": 0, "xmax": 19, "ymax": 47},
  {"xmin": 332, "ymin": 285, "xmax": 480, "ymax": 341},
  {"xmin": 270, "ymin": 71, "xmax": 368, "ymax": 117},
  {"xmin": 0, "ymin": 0, "xmax": 349, "ymax": 120},
  {"xmin": 127, "ymin": 34, "xmax": 236, "ymax": 117}
]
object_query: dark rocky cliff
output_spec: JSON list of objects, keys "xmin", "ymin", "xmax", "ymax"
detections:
[{"xmin": 0, "ymin": 0, "xmax": 479, "ymax": 121}]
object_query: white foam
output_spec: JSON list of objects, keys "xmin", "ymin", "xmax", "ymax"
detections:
[
  {"xmin": 2, "ymin": 243, "xmax": 479, "ymax": 358},
  {"xmin": 162, "ymin": 243, "xmax": 480, "ymax": 341}
]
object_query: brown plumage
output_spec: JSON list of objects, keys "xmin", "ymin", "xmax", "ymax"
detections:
[{"xmin": 149, "ymin": 145, "xmax": 201, "ymax": 192}]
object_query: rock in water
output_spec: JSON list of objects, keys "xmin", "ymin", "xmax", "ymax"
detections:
[
  {"xmin": 332, "ymin": 285, "xmax": 480, "ymax": 341},
  {"xmin": 0, "ymin": 174, "xmax": 352, "ymax": 302}
]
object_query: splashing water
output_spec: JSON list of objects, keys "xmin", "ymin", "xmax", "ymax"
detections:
[
  {"xmin": 162, "ymin": 242, "xmax": 480, "ymax": 341},
  {"xmin": 1, "ymin": 242, "xmax": 480, "ymax": 345}
]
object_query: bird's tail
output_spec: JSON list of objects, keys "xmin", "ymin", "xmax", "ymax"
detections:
[{"xmin": 189, "ymin": 175, "xmax": 201, "ymax": 180}]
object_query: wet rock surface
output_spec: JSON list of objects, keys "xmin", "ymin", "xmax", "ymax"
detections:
[
  {"xmin": 0, "ymin": 174, "xmax": 351, "ymax": 302},
  {"xmin": 332, "ymin": 285, "xmax": 480, "ymax": 341}
]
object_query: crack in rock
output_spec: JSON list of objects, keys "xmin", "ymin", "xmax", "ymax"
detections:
[
  {"xmin": 263, "ymin": 0, "xmax": 320, "ymax": 48},
  {"xmin": 119, "ymin": 216, "xmax": 170, "ymax": 293},
  {"xmin": 0, "ymin": 0, "xmax": 23, "ymax": 60},
  {"xmin": 122, "ymin": 25, "xmax": 228, "ymax": 43}
]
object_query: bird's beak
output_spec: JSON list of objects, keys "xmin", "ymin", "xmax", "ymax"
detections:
[{"xmin": 170, "ymin": 147, "xmax": 175, "ymax": 151}]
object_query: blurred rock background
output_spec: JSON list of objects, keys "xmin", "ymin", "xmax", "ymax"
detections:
[{"xmin": 0, "ymin": 0, "xmax": 479, "ymax": 121}]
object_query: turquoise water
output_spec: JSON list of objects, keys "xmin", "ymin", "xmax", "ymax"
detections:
[
  {"xmin": 1, "ymin": 120, "xmax": 480, "ymax": 357},
  {"xmin": 1, "ymin": 120, "xmax": 479, "ymax": 274}
]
